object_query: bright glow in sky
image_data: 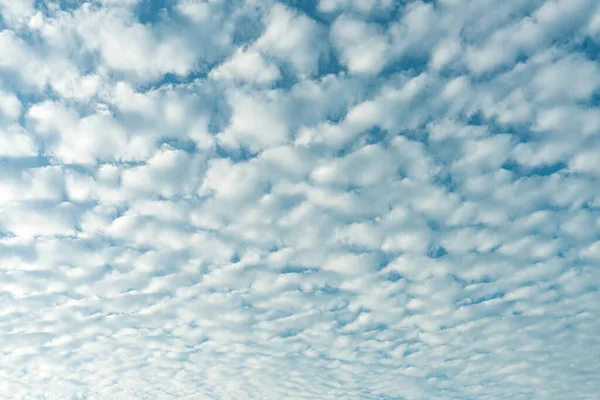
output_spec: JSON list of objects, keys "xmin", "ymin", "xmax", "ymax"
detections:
[{"xmin": 1, "ymin": 0, "xmax": 600, "ymax": 399}]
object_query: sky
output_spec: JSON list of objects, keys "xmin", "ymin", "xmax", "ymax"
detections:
[{"xmin": 0, "ymin": 0, "xmax": 599, "ymax": 399}]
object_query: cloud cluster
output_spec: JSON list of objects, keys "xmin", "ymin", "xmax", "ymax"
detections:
[{"xmin": 1, "ymin": 0, "xmax": 599, "ymax": 399}]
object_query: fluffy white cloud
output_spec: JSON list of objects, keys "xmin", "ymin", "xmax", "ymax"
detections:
[
  {"xmin": 0, "ymin": 0, "xmax": 35, "ymax": 26},
  {"xmin": 210, "ymin": 47, "xmax": 281, "ymax": 85},
  {"xmin": 255, "ymin": 3, "xmax": 326, "ymax": 77},
  {"xmin": 330, "ymin": 16, "xmax": 391, "ymax": 74},
  {"xmin": 0, "ymin": 125, "xmax": 37, "ymax": 157},
  {"xmin": 0, "ymin": 0, "xmax": 599, "ymax": 399},
  {"xmin": 75, "ymin": 5, "xmax": 197, "ymax": 79}
]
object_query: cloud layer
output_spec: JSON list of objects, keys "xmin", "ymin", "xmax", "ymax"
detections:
[{"xmin": 1, "ymin": 0, "xmax": 600, "ymax": 399}]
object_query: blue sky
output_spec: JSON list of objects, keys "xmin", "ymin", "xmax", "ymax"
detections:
[{"xmin": 0, "ymin": 0, "xmax": 599, "ymax": 399}]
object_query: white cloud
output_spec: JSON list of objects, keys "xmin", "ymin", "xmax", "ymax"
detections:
[
  {"xmin": 0, "ymin": 0, "xmax": 35, "ymax": 26},
  {"xmin": 569, "ymin": 148, "xmax": 600, "ymax": 175},
  {"xmin": 530, "ymin": 54, "xmax": 600, "ymax": 103},
  {"xmin": 74, "ymin": 5, "xmax": 197, "ymax": 79},
  {"xmin": 0, "ymin": 165, "xmax": 64, "ymax": 204},
  {"xmin": 330, "ymin": 16, "xmax": 390, "ymax": 74},
  {"xmin": 0, "ymin": 89, "xmax": 22, "ymax": 121},
  {"xmin": 0, "ymin": 125, "xmax": 37, "ymax": 157},
  {"xmin": 465, "ymin": 0, "xmax": 596, "ymax": 74},
  {"xmin": 217, "ymin": 87, "xmax": 289, "ymax": 151},
  {"xmin": 429, "ymin": 37, "xmax": 462, "ymax": 71},
  {"xmin": 1, "ymin": 0, "xmax": 599, "ymax": 399},
  {"xmin": 255, "ymin": 3, "xmax": 325, "ymax": 77},
  {"xmin": 210, "ymin": 47, "xmax": 281, "ymax": 85},
  {"xmin": 27, "ymin": 101, "xmax": 150, "ymax": 164}
]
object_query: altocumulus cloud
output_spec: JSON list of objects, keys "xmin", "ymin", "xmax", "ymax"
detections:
[{"xmin": 0, "ymin": 0, "xmax": 599, "ymax": 399}]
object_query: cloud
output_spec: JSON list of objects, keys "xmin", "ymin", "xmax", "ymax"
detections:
[
  {"xmin": 0, "ymin": 125, "xmax": 37, "ymax": 157},
  {"xmin": 210, "ymin": 47, "xmax": 281, "ymax": 85},
  {"xmin": 255, "ymin": 3, "xmax": 326, "ymax": 77},
  {"xmin": 317, "ymin": 0, "xmax": 395, "ymax": 14},
  {"xmin": 0, "ymin": 0, "xmax": 599, "ymax": 399},
  {"xmin": 330, "ymin": 16, "xmax": 391, "ymax": 74}
]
